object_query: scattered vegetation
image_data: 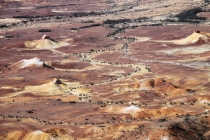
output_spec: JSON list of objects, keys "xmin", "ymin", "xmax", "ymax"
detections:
[
  {"xmin": 176, "ymin": 7, "xmax": 206, "ymax": 23},
  {"xmin": 204, "ymin": 0, "xmax": 210, "ymax": 4},
  {"xmin": 107, "ymin": 27, "xmax": 126, "ymax": 37},
  {"xmin": 69, "ymin": 101, "xmax": 76, "ymax": 103},
  {"xmin": 158, "ymin": 118, "xmax": 167, "ymax": 122},
  {"xmin": 5, "ymin": 35, "xmax": 13, "ymax": 38},
  {"xmin": 13, "ymin": 15, "xmax": 54, "ymax": 18},
  {"xmin": 103, "ymin": 19, "xmax": 131, "ymax": 25},
  {"xmin": 70, "ymin": 28, "xmax": 78, "ymax": 31},
  {"xmin": 0, "ymin": 24, "xmax": 8, "ymax": 29},
  {"xmin": 38, "ymin": 29, "xmax": 52, "ymax": 32},
  {"xmin": 70, "ymin": 23, "xmax": 101, "ymax": 31},
  {"xmin": 26, "ymin": 110, "xmax": 35, "ymax": 114},
  {"xmin": 81, "ymin": 20, "xmax": 94, "ymax": 23},
  {"xmin": 80, "ymin": 23, "xmax": 101, "ymax": 29},
  {"xmin": 57, "ymin": 98, "xmax": 62, "ymax": 102}
]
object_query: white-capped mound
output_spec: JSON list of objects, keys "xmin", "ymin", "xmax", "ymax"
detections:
[
  {"xmin": 20, "ymin": 57, "xmax": 44, "ymax": 68},
  {"xmin": 203, "ymin": 109, "xmax": 210, "ymax": 114},
  {"xmin": 25, "ymin": 39, "xmax": 65, "ymax": 49},
  {"xmin": 172, "ymin": 32, "xmax": 209, "ymax": 45},
  {"xmin": 198, "ymin": 98, "xmax": 210, "ymax": 104},
  {"xmin": 122, "ymin": 105, "xmax": 140, "ymax": 113},
  {"xmin": 24, "ymin": 35, "xmax": 71, "ymax": 50},
  {"xmin": 161, "ymin": 136, "xmax": 169, "ymax": 140},
  {"xmin": 103, "ymin": 105, "xmax": 141, "ymax": 117},
  {"xmin": 32, "ymin": 130, "xmax": 44, "ymax": 135},
  {"xmin": 10, "ymin": 57, "xmax": 44, "ymax": 69}
]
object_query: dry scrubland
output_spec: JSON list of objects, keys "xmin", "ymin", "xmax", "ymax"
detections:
[{"xmin": 1, "ymin": 0, "xmax": 210, "ymax": 139}]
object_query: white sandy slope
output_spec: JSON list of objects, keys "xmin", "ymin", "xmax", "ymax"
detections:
[
  {"xmin": 155, "ymin": 32, "xmax": 210, "ymax": 55},
  {"xmin": 0, "ymin": 18, "xmax": 21, "ymax": 23},
  {"xmin": 20, "ymin": 57, "xmax": 44, "ymax": 68},
  {"xmin": 11, "ymin": 57, "xmax": 44, "ymax": 68},
  {"xmin": 158, "ymin": 44, "xmax": 210, "ymax": 55},
  {"xmin": 172, "ymin": 32, "xmax": 209, "ymax": 45},
  {"xmin": 155, "ymin": 32, "xmax": 210, "ymax": 45}
]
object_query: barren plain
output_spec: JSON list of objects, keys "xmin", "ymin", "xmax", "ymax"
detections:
[{"xmin": 1, "ymin": 0, "xmax": 210, "ymax": 139}]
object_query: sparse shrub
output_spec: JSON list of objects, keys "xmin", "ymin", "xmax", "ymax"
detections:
[
  {"xmin": 204, "ymin": 0, "xmax": 210, "ymax": 3},
  {"xmin": 57, "ymin": 98, "xmax": 62, "ymax": 102},
  {"xmin": 103, "ymin": 19, "xmax": 131, "ymax": 24},
  {"xmin": 5, "ymin": 35, "xmax": 13, "ymax": 38},
  {"xmin": 26, "ymin": 110, "xmax": 34, "ymax": 114},
  {"xmin": 80, "ymin": 23, "xmax": 101, "ymax": 29},
  {"xmin": 38, "ymin": 29, "xmax": 52, "ymax": 32},
  {"xmin": 70, "ymin": 28, "xmax": 78, "ymax": 30},
  {"xmin": 158, "ymin": 118, "xmax": 167, "ymax": 122},
  {"xmin": 0, "ymin": 24, "xmax": 8, "ymax": 29},
  {"xmin": 55, "ymin": 16, "xmax": 62, "ymax": 19},
  {"xmin": 69, "ymin": 101, "xmax": 76, "ymax": 103}
]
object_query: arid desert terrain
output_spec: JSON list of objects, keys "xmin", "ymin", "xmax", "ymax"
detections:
[{"xmin": 1, "ymin": 0, "xmax": 210, "ymax": 139}]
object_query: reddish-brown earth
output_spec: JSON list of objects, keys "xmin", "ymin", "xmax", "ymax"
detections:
[{"xmin": 1, "ymin": 0, "xmax": 210, "ymax": 140}]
